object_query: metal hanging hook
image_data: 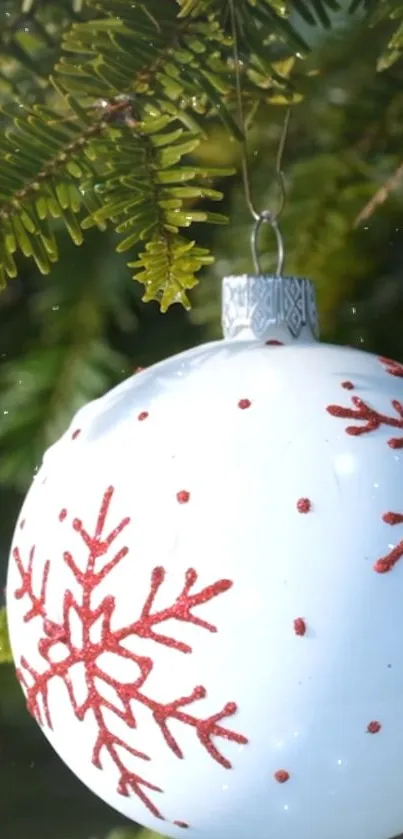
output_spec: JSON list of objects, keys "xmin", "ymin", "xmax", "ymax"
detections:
[
  {"xmin": 251, "ymin": 211, "xmax": 284, "ymax": 276},
  {"xmin": 243, "ymin": 109, "xmax": 290, "ymax": 225},
  {"xmin": 228, "ymin": 0, "xmax": 291, "ymax": 274}
]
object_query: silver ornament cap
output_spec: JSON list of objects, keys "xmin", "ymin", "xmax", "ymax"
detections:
[{"xmin": 221, "ymin": 274, "xmax": 319, "ymax": 343}]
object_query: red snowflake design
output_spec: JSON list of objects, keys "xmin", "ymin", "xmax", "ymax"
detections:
[
  {"xmin": 379, "ymin": 356, "xmax": 403, "ymax": 378},
  {"xmin": 12, "ymin": 487, "xmax": 247, "ymax": 824},
  {"xmin": 326, "ymin": 395, "xmax": 403, "ymax": 449},
  {"xmin": 374, "ymin": 511, "xmax": 403, "ymax": 574}
]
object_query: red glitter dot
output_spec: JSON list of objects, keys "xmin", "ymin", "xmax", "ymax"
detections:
[
  {"xmin": 341, "ymin": 381, "xmax": 355, "ymax": 390},
  {"xmin": 238, "ymin": 398, "xmax": 251, "ymax": 409},
  {"xmin": 174, "ymin": 822, "xmax": 189, "ymax": 829},
  {"xmin": 138, "ymin": 411, "xmax": 149, "ymax": 421},
  {"xmin": 383, "ymin": 511, "xmax": 403, "ymax": 525},
  {"xmin": 297, "ymin": 497, "xmax": 311, "ymax": 513},
  {"xmin": 72, "ymin": 429, "xmax": 81, "ymax": 440},
  {"xmin": 274, "ymin": 769, "xmax": 290, "ymax": 783},
  {"xmin": 177, "ymin": 490, "xmax": 190, "ymax": 504},
  {"xmin": 59, "ymin": 509, "xmax": 67, "ymax": 522},
  {"xmin": 265, "ymin": 339, "xmax": 284, "ymax": 346},
  {"xmin": 367, "ymin": 720, "xmax": 381, "ymax": 734},
  {"xmin": 388, "ymin": 438, "xmax": 403, "ymax": 449},
  {"xmin": 294, "ymin": 617, "xmax": 306, "ymax": 636}
]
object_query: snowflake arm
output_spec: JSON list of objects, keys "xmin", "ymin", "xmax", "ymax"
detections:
[
  {"xmin": 327, "ymin": 395, "xmax": 403, "ymax": 447},
  {"xmin": 379, "ymin": 356, "xmax": 403, "ymax": 377},
  {"xmin": 142, "ymin": 684, "xmax": 247, "ymax": 768},
  {"xmin": 374, "ymin": 511, "xmax": 403, "ymax": 574},
  {"xmin": 116, "ymin": 566, "xmax": 233, "ymax": 654},
  {"xmin": 63, "ymin": 549, "xmax": 85, "ymax": 584},
  {"xmin": 14, "ymin": 547, "xmax": 50, "ymax": 622}
]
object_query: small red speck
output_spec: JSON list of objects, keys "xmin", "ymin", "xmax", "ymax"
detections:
[
  {"xmin": 72, "ymin": 429, "xmax": 81, "ymax": 440},
  {"xmin": 174, "ymin": 822, "xmax": 189, "ymax": 829},
  {"xmin": 388, "ymin": 438, "xmax": 403, "ymax": 449},
  {"xmin": 138, "ymin": 411, "xmax": 149, "ymax": 421},
  {"xmin": 341, "ymin": 381, "xmax": 354, "ymax": 390},
  {"xmin": 367, "ymin": 721, "xmax": 381, "ymax": 734},
  {"xmin": 238, "ymin": 398, "xmax": 251, "ymax": 409},
  {"xmin": 297, "ymin": 497, "xmax": 311, "ymax": 513},
  {"xmin": 383, "ymin": 511, "xmax": 403, "ymax": 525},
  {"xmin": 294, "ymin": 617, "xmax": 306, "ymax": 636},
  {"xmin": 134, "ymin": 366, "xmax": 144, "ymax": 373},
  {"xmin": 19, "ymin": 519, "xmax": 25, "ymax": 530},
  {"xmin": 177, "ymin": 490, "xmax": 190, "ymax": 504},
  {"xmin": 59, "ymin": 509, "xmax": 67, "ymax": 522},
  {"xmin": 265, "ymin": 339, "xmax": 284, "ymax": 346},
  {"xmin": 274, "ymin": 769, "xmax": 290, "ymax": 784}
]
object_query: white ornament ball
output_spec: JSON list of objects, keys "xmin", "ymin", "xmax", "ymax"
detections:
[{"xmin": 6, "ymin": 275, "xmax": 403, "ymax": 839}]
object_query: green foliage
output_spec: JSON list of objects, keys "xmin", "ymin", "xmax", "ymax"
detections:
[
  {"xmin": 0, "ymin": 96, "xmax": 232, "ymax": 305},
  {"xmin": 0, "ymin": 0, "xmax": 403, "ymax": 492},
  {"xmin": 1, "ymin": 0, "xmax": 401, "ymax": 309},
  {"xmin": 0, "ymin": 607, "xmax": 12, "ymax": 663},
  {"xmin": 129, "ymin": 236, "xmax": 214, "ymax": 311},
  {"xmin": 2, "ymin": 3, "xmax": 403, "ymax": 838},
  {"xmin": 202, "ymin": 13, "xmax": 403, "ymax": 346},
  {"xmin": 0, "ymin": 1, "xmax": 85, "ymax": 98},
  {"xmin": 376, "ymin": 5, "xmax": 403, "ymax": 70},
  {"xmin": 0, "ymin": 223, "xmax": 131, "ymax": 487}
]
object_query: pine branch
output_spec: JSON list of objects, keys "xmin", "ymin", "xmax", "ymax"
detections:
[
  {"xmin": 0, "ymin": 94, "xmax": 231, "ymax": 305},
  {"xmin": 57, "ymin": 0, "xmax": 245, "ymax": 137},
  {"xmin": 0, "ymin": 0, "xmax": 243, "ymax": 305},
  {"xmin": 129, "ymin": 236, "xmax": 214, "ymax": 311},
  {"xmin": 347, "ymin": 0, "xmax": 403, "ymax": 70},
  {"xmin": 0, "ymin": 0, "xmax": 401, "ymax": 309},
  {"xmin": 377, "ymin": 15, "xmax": 403, "ymax": 71}
]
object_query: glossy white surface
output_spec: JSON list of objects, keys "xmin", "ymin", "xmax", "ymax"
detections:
[{"xmin": 6, "ymin": 336, "xmax": 403, "ymax": 839}]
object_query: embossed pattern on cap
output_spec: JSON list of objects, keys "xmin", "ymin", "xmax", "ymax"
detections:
[{"xmin": 222, "ymin": 274, "xmax": 319, "ymax": 341}]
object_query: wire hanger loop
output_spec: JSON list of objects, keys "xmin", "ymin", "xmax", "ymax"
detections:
[
  {"xmin": 251, "ymin": 211, "xmax": 284, "ymax": 276},
  {"xmin": 228, "ymin": 0, "xmax": 290, "ymax": 275}
]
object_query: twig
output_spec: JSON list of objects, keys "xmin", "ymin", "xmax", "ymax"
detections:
[{"xmin": 354, "ymin": 161, "xmax": 403, "ymax": 227}]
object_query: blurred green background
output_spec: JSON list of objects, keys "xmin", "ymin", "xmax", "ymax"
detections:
[{"xmin": 2, "ymin": 1, "xmax": 403, "ymax": 838}]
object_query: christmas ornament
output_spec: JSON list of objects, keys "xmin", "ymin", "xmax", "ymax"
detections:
[{"xmin": 6, "ymin": 266, "xmax": 403, "ymax": 839}]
